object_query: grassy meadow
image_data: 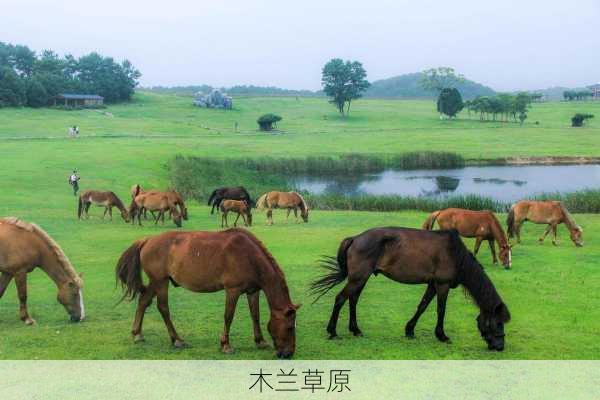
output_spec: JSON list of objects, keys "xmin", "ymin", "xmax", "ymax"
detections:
[{"xmin": 0, "ymin": 92, "xmax": 599, "ymax": 359}]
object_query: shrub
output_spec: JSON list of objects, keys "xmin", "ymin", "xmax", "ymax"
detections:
[
  {"xmin": 257, "ymin": 113, "xmax": 282, "ymax": 131},
  {"xmin": 437, "ymin": 87, "xmax": 464, "ymax": 118},
  {"xmin": 571, "ymin": 113, "xmax": 594, "ymax": 127}
]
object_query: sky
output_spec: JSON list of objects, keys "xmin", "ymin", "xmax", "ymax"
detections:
[{"xmin": 2, "ymin": 0, "xmax": 599, "ymax": 91}]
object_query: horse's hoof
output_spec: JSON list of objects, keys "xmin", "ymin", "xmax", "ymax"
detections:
[
  {"xmin": 351, "ymin": 330, "xmax": 363, "ymax": 337},
  {"xmin": 24, "ymin": 318, "xmax": 36, "ymax": 326},
  {"xmin": 436, "ymin": 335, "xmax": 451, "ymax": 343},
  {"xmin": 406, "ymin": 334, "xmax": 416, "ymax": 340},
  {"xmin": 221, "ymin": 345, "xmax": 235, "ymax": 354},
  {"xmin": 173, "ymin": 340, "xmax": 189, "ymax": 349},
  {"xmin": 255, "ymin": 340, "xmax": 269, "ymax": 349},
  {"xmin": 328, "ymin": 334, "xmax": 341, "ymax": 340},
  {"xmin": 133, "ymin": 334, "xmax": 145, "ymax": 343}
]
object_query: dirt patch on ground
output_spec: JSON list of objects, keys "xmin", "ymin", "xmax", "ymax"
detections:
[{"xmin": 467, "ymin": 156, "xmax": 600, "ymax": 166}]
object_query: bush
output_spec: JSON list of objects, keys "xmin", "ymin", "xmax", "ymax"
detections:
[
  {"xmin": 571, "ymin": 113, "xmax": 594, "ymax": 127},
  {"xmin": 257, "ymin": 113, "xmax": 282, "ymax": 131},
  {"xmin": 437, "ymin": 88, "xmax": 464, "ymax": 118}
]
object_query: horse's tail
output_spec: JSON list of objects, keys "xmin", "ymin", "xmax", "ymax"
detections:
[
  {"xmin": 207, "ymin": 189, "xmax": 218, "ymax": 206},
  {"xmin": 255, "ymin": 193, "xmax": 268, "ymax": 211},
  {"xmin": 310, "ymin": 236, "xmax": 354, "ymax": 303},
  {"xmin": 422, "ymin": 210, "xmax": 440, "ymax": 230},
  {"xmin": 506, "ymin": 206, "xmax": 516, "ymax": 238},
  {"xmin": 115, "ymin": 238, "xmax": 148, "ymax": 303},
  {"xmin": 77, "ymin": 195, "xmax": 83, "ymax": 219},
  {"xmin": 131, "ymin": 184, "xmax": 141, "ymax": 199}
]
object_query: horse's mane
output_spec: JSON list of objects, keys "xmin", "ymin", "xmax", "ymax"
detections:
[
  {"xmin": 1, "ymin": 217, "xmax": 82, "ymax": 287},
  {"xmin": 110, "ymin": 192, "xmax": 126, "ymax": 210},
  {"xmin": 487, "ymin": 211, "xmax": 508, "ymax": 244},
  {"xmin": 293, "ymin": 192, "xmax": 308, "ymax": 213},
  {"xmin": 558, "ymin": 202, "xmax": 580, "ymax": 231},
  {"xmin": 448, "ymin": 230, "xmax": 503, "ymax": 315}
]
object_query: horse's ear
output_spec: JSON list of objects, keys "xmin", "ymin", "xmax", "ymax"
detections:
[
  {"xmin": 285, "ymin": 304, "xmax": 301, "ymax": 317},
  {"xmin": 495, "ymin": 303, "xmax": 511, "ymax": 323}
]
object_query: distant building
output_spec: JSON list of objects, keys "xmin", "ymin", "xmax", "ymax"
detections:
[
  {"xmin": 53, "ymin": 94, "xmax": 104, "ymax": 107},
  {"xmin": 588, "ymin": 84, "xmax": 600, "ymax": 100}
]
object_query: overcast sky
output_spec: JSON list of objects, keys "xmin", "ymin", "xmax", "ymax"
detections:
[{"xmin": 3, "ymin": 0, "xmax": 599, "ymax": 91}]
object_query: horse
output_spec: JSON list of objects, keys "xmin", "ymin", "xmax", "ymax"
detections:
[
  {"xmin": 115, "ymin": 228, "xmax": 300, "ymax": 358},
  {"xmin": 129, "ymin": 191, "xmax": 182, "ymax": 228},
  {"xmin": 0, "ymin": 217, "xmax": 85, "ymax": 324},
  {"xmin": 423, "ymin": 208, "xmax": 512, "ymax": 269},
  {"xmin": 220, "ymin": 200, "xmax": 252, "ymax": 228},
  {"xmin": 507, "ymin": 200, "xmax": 583, "ymax": 247},
  {"xmin": 256, "ymin": 191, "xmax": 309, "ymax": 225},
  {"xmin": 131, "ymin": 185, "xmax": 188, "ymax": 221},
  {"xmin": 207, "ymin": 186, "xmax": 254, "ymax": 215},
  {"xmin": 77, "ymin": 190, "xmax": 130, "ymax": 222},
  {"xmin": 310, "ymin": 227, "xmax": 510, "ymax": 351}
]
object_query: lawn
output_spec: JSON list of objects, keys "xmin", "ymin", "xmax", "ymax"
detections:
[{"xmin": 0, "ymin": 93, "xmax": 599, "ymax": 359}]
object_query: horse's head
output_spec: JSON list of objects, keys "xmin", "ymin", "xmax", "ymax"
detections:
[
  {"xmin": 57, "ymin": 274, "xmax": 85, "ymax": 322},
  {"xmin": 182, "ymin": 207, "xmax": 189, "ymax": 221},
  {"xmin": 172, "ymin": 209, "xmax": 183, "ymax": 228},
  {"xmin": 499, "ymin": 244, "xmax": 512, "ymax": 269},
  {"xmin": 120, "ymin": 209, "xmax": 131, "ymax": 223},
  {"xmin": 477, "ymin": 302, "xmax": 510, "ymax": 351},
  {"xmin": 268, "ymin": 304, "xmax": 300, "ymax": 359},
  {"xmin": 301, "ymin": 208, "xmax": 309, "ymax": 223},
  {"xmin": 570, "ymin": 226, "xmax": 584, "ymax": 247}
]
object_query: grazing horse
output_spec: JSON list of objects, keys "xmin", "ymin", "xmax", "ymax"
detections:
[
  {"xmin": 507, "ymin": 200, "xmax": 583, "ymax": 247},
  {"xmin": 256, "ymin": 191, "xmax": 309, "ymax": 225},
  {"xmin": 220, "ymin": 200, "xmax": 253, "ymax": 228},
  {"xmin": 311, "ymin": 227, "xmax": 510, "ymax": 351},
  {"xmin": 131, "ymin": 185, "xmax": 188, "ymax": 221},
  {"xmin": 208, "ymin": 186, "xmax": 254, "ymax": 215},
  {"xmin": 129, "ymin": 191, "xmax": 182, "ymax": 228},
  {"xmin": 423, "ymin": 208, "xmax": 512, "ymax": 269},
  {"xmin": 115, "ymin": 228, "xmax": 300, "ymax": 358},
  {"xmin": 0, "ymin": 217, "xmax": 85, "ymax": 324},
  {"xmin": 78, "ymin": 190, "xmax": 130, "ymax": 222}
]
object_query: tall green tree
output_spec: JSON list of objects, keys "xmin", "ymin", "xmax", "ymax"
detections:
[
  {"xmin": 436, "ymin": 88, "xmax": 464, "ymax": 118},
  {"xmin": 419, "ymin": 67, "xmax": 465, "ymax": 93},
  {"xmin": 321, "ymin": 58, "xmax": 370, "ymax": 116}
]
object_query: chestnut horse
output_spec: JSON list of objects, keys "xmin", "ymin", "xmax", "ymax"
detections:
[
  {"xmin": 256, "ymin": 191, "xmax": 309, "ymax": 225},
  {"xmin": 311, "ymin": 227, "xmax": 510, "ymax": 351},
  {"xmin": 115, "ymin": 228, "xmax": 300, "ymax": 358},
  {"xmin": 220, "ymin": 200, "xmax": 253, "ymax": 228},
  {"xmin": 129, "ymin": 191, "xmax": 182, "ymax": 228},
  {"xmin": 507, "ymin": 200, "xmax": 583, "ymax": 247},
  {"xmin": 207, "ymin": 186, "xmax": 254, "ymax": 215},
  {"xmin": 78, "ymin": 190, "xmax": 130, "ymax": 222},
  {"xmin": 423, "ymin": 208, "xmax": 512, "ymax": 269},
  {"xmin": 0, "ymin": 217, "xmax": 85, "ymax": 324},
  {"xmin": 131, "ymin": 185, "xmax": 188, "ymax": 220}
]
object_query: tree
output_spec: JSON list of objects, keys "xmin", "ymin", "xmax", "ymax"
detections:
[
  {"xmin": 257, "ymin": 113, "xmax": 282, "ymax": 131},
  {"xmin": 419, "ymin": 67, "xmax": 465, "ymax": 93},
  {"xmin": 571, "ymin": 113, "xmax": 594, "ymax": 127},
  {"xmin": 25, "ymin": 77, "xmax": 48, "ymax": 107},
  {"xmin": 0, "ymin": 67, "xmax": 26, "ymax": 107},
  {"xmin": 321, "ymin": 58, "xmax": 370, "ymax": 116},
  {"xmin": 436, "ymin": 88, "xmax": 464, "ymax": 118}
]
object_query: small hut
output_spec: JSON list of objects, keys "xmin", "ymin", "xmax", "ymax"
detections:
[{"xmin": 53, "ymin": 94, "xmax": 104, "ymax": 108}]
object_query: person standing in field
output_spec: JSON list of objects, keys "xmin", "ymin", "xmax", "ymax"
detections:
[{"xmin": 68, "ymin": 170, "xmax": 80, "ymax": 196}]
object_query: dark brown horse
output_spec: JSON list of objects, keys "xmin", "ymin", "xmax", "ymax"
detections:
[
  {"xmin": 507, "ymin": 200, "xmax": 583, "ymax": 246},
  {"xmin": 423, "ymin": 208, "xmax": 512, "ymax": 269},
  {"xmin": 207, "ymin": 186, "xmax": 254, "ymax": 214},
  {"xmin": 256, "ymin": 191, "xmax": 309, "ymax": 225},
  {"xmin": 311, "ymin": 227, "xmax": 510, "ymax": 351},
  {"xmin": 116, "ymin": 228, "xmax": 300, "ymax": 358},
  {"xmin": 78, "ymin": 190, "xmax": 130, "ymax": 222},
  {"xmin": 220, "ymin": 200, "xmax": 253, "ymax": 228}
]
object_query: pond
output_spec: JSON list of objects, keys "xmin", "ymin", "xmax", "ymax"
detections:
[{"xmin": 291, "ymin": 164, "xmax": 600, "ymax": 202}]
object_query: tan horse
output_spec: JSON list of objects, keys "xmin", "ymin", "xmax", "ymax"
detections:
[
  {"xmin": 507, "ymin": 200, "xmax": 583, "ymax": 246},
  {"xmin": 129, "ymin": 191, "xmax": 182, "ymax": 228},
  {"xmin": 256, "ymin": 191, "xmax": 309, "ymax": 225},
  {"xmin": 131, "ymin": 185, "xmax": 188, "ymax": 220},
  {"xmin": 115, "ymin": 228, "xmax": 300, "ymax": 358},
  {"xmin": 423, "ymin": 208, "xmax": 512, "ymax": 269},
  {"xmin": 78, "ymin": 190, "xmax": 130, "ymax": 222},
  {"xmin": 0, "ymin": 217, "xmax": 85, "ymax": 324},
  {"xmin": 220, "ymin": 200, "xmax": 252, "ymax": 228}
]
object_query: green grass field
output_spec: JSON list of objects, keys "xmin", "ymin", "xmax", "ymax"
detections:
[{"xmin": 0, "ymin": 93, "xmax": 599, "ymax": 359}]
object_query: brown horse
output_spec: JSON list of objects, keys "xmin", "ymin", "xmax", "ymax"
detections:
[
  {"xmin": 115, "ymin": 228, "xmax": 300, "ymax": 358},
  {"xmin": 256, "ymin": 191, "xmax": 309, "ymax": 225},
  {"xmin": 129, "ymin": 191, "xmax": 182, "ymax": 228},
  {"xmin": 131, "ymin": 185, "xmax": 188, "ymax": 221},
  {"xmin": 423, "ymin": 208, "xmax": 512, "ymax": 269},
  {"xmin": 0, "ymin": 217, "xmax": 85, "ymax": 324},
  {"xmin": 78, "ymin": 190, "xmax": 130, "ymax": 222},
  {"xmin": 311, "ymin": 227, "xmax": 510, "ymax": 351},
  {"xmin": 507, "ymin": 200, "xmax": 583, "ymax": 247},
  {"xmin": 220, "ymin": 200, "xmax": 253, "ymax": 228}
]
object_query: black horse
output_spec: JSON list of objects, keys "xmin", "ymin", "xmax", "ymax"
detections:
[
  {"xmin": 311, "ymin": 227, "xmax": 510, "ymax": 351},
  {"xmin": 207, "ymin": 186, "xmax": 254, "ymax": 215}
]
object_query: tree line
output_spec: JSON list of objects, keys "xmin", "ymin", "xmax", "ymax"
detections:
[
  {"xmin": 0, "ymin": 42, "xmax": 141, "ymax": 108},
  {"xmin": 464, "ymin": 93, "xmax": 534, "ymax": 123},
  {"xmin": 563, "ymin": 89, "xmax": 594, "ymax": 101}
]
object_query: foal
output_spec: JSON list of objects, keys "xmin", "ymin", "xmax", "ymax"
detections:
[{"xmin": 220, "ymin": 200, "xmax": 253, "ymax": 228}]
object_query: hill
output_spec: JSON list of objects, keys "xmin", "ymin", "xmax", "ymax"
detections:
[{"xmin": 365, "ymin": 72, "xmax": 496, "ymax": 99}]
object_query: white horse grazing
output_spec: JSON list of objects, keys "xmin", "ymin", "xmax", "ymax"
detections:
[{"xmin": 68, "ymin": 126, "xmax": 79, "ymax": 138}]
